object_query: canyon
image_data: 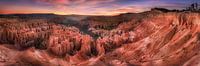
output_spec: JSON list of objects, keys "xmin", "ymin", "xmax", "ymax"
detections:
[{"xmin": 0, "ymin": 10, "xmax": 200, "ymax": 66}]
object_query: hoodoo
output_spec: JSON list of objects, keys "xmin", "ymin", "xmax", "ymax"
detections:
[{"xmin": 0, "ymin": 11, "xmax": 200, "ymax": 66}]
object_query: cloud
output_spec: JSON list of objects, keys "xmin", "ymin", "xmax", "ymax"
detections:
[
  {"xmin": 31, "ymin": 0, "xmax": 117, "ymax": 15},
  {"xmin": 32, "ymin": 0, "xmax": 150, "ymax": 15},
  {"xmin": 0, "ymin": 0, "xmax": 190, "ymax": 15},
  {"xmin": 35, "ymin": 0, "xmax": 115, "ymax": 6},
  {"xmin": 37, "ymin": 0, "xmax": 67, "ymax": 5}
]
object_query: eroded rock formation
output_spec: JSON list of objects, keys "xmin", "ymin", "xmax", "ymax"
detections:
[{"xmin": 0, "ymin": 12, "xmax": 200, "ymax": 66}]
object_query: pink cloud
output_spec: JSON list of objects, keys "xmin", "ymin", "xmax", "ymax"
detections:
[
  {"xmin": 35, "ymin": 0, "xmax": 115, "ymax": 6},
  {"xmin": 32, "ymin": 0, "xmax": 117, "ymax": 15},
  {"xmin": 35, "ymin": 0, "xmax": 69, "ymax": 5}
]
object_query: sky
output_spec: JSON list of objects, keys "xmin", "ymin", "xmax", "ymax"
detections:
[{"xmin": 0, "ymin": 0, "xmax": 199, "ymax": 15}]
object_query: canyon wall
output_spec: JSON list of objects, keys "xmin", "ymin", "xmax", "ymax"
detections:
[{"xmin": 0, "ymin": 12, "xmax": 200, "ymax": 66}]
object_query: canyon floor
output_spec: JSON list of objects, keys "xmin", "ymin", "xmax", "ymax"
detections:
[{"xmin": 0, "ymin": 10, "xmax": 200, "ymax": 66}]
